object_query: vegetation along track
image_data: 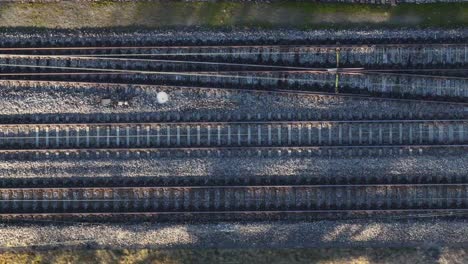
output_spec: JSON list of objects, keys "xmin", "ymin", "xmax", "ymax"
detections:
[{"xmin": 2, "ymin": 184, "xmax": 468, "ymax": 222}]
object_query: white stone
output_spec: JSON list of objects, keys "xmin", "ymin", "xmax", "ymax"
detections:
[{"xmin": 157, "ymin": 92, "xmax": 169, "ymax": 104}]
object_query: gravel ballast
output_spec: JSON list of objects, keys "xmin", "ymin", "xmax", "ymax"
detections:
[
  {"xmin": 1, "ymin": 28, "xmax": 467, "ymax": 251},
  {"xmin": 0, "ymin": 81, "xmax": 462, "ymax": 122},
  {"xmin": 2, "ymin": 220, "xmax": 468, "ymax": 250},
  {"xmin": 0, "ymin": 154, "xmax": 466, "ymax": 181},
  {"xmin": 0, "ymin": 28, "xmax": 466, "ymax": 46}
]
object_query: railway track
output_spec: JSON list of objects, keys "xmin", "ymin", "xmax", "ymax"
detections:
[
  {"xmin": 0, "ymin": 50, "xmax": 466, "ymax": 74},
  {"xmin": 1, "ymin": 70, "xmax": 466, "ymax": 103},
  {"xmin": 211, "ymin": 71, "xmax": 468, "ymax": 99},
  {"xmin": 0, "ymin": 53, "xmax": 465, "ymax": 102},
  {"xmin": 1, "ymin": 184, "xmax": 468, "ymax": 221},
  {"xmin": 0, "ymin": 120, "xmax": 466, "ymax": 150},
  {"xmin": 5, "ymin": 106, "xmax": 468, "ymax": 126},
  {"xmin": 0, "ymin": 145, "xmax": 465, "ymax": 160},
  {"xmin": 1, "ymin": 171, "xmax": 465, "ymax": 189},
  {"xmin": 1, "ymin": 44, "xmax": 466, "ymax": 69},
  {"xmin": 0, "ymin": 42, "xmax": 467, "ymax": 224},
  {"xmin": 3, "ymin": 209, "xmax": 468, "ymax": 222}
]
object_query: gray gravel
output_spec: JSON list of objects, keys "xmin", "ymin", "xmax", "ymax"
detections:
[
  {"xmin": 1, "ymin": 0, "xmax": 466, "ymax": 3},
  {"xmin": 0, "ymin": 28, "xmax": 466, "ymax": 47},
  {"xmin": 0, "ymin": 80, "xmax": 463, "ymax": 121},
  {"xmin": 2, "ymin": 220, "xmax": 468, "ymax": 250},
  {"xmin": 0, "ymin": 153, "xmax": 466, "ymax": 180},
  {"xmin": 1, "ymin": 28, "xmax": 467, "ymax": 250}
]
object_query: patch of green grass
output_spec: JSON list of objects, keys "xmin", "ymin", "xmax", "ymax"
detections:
[
  {"xmin": 0, "ymin": 1, "xmax": 466, "ymax": 30},
  {"xmin": 90, "ymin": 0, "xmax": 117, "ymax": 8},
  {"xmin": 392, "ymin": 3, "xmax": 468, "ymax": 27},
  {"xmin": 280, "ymin": 2, "xmax": 389, "ymax": 13}
]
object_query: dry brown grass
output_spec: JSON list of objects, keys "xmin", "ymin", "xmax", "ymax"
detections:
[{"xmin": 0, "ymin": 248, "xmax": 443, "ymax": 264}]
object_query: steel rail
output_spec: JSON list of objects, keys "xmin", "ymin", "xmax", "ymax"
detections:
[
  {"xmin": 1, "ymin": 64, "xmax": 467, "ymax": 100},
  {"xmin": 0, "ymin": 53, "xmax": 326, "ymax": 71},
  {"xmin": 1, "ymin": 209, "xmax": 467, "ymax": 216},
  {"xmin": 0, "ymin": 43, "xmax": 464, "ymax": 51},
  {"xmin": 2, "ymin": 70, "xmax": 467, "ymax": 83},
  {"xmin": 1, "ymin": 53, "xmax": 466, "ymax": 78},
  {"xmin": 0, "ymin": 119, "xmax": 464, "ymax": 128},
  {"xmin": 3, "ymin": 182, "xmax": 468, "ymax": 191},
  {"xmin": 193, "ymin": 70, "xmax": 468, "ymax": 80},
  {"xmin": 0, "ymin": 144, "xmax": 465, "ymax": 153}
]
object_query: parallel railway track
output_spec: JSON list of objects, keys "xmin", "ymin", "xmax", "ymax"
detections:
[
  {"xmin": 1, "ymin": 44, "xmax": 467, "ymax": 69},
  {"xmin": 1, "ymin": 171, "xmax": 465, "ymax": 188},
  {"xmin": 2, "ymin": 184, "xmax": 468, "ymax": 221},
  {"xmin": 0, "ymin": 145, "xmax": 466, "ymax": 159},
  {"xmin": 0, "ymin": 120, "xmax": 466, "ymax": 150},
  {"xmin": 1, "ymin": 42, "xmax": 467, "ymax": 223},
  {"xmin": 0, "ymin": 51, "xmax": 465, "ymax": 101},
  {"xmin": 1, "ymin": 46, "xmax": 467, "ymax": 71},
  {"xmin": 1, "ymin": 70, "xmax": 466, "ymax": 102}
]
